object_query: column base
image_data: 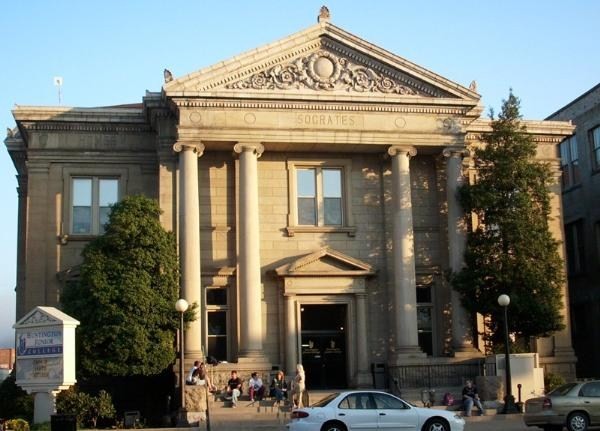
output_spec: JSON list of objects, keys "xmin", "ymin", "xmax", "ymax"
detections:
[
  {"xmin": 391, "ymin": 347, "xmax": 426, "ymax": 364},
  {"xmin": 453, "ymin": 346, "xmax": 484, "ymax": 358},
  {"xmin": 355, "ymin": 370, "xmax": 372, "ymax": 388},
  {"xmin": 235, "ymin": 354, "xmax": 271, "ymax": 368},
  {"xmin": 184, "ymin": 349, "xmax": 205, "ymax": 362}
]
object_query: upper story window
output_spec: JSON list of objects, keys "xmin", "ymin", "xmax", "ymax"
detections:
[
  {"xmin": 589, "ymin": 126, "xmax": 600, "ymax": 171},
  {"xmin": 559, "ymin": 136, "xmax": 580, "ymax": 190},
  {"xmin": 297, "ymin": 167, "xmax": 343, "ymax": 226},
  {"xmin": 286, "ymin": 159, "xmax": 356, "ymax": 236},
  {"xmin": 71, "ymin": 177, "xmax": 119, "ymax": 235},
  {"xmin": 565, "ymin": 219, "xmax": 585, "ymax": 276}
]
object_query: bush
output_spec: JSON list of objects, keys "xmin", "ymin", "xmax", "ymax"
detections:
[
  {"xmin": 0, "ymin": 371, "xmax": 33, "ymax": 421},
  {"xmin": 5, "ymin": 419, "xmax": 30, "ymax": 431},
  {"xmin": 544, "ymin": 372, "xmax": 566, "ymax": 393},
  {"xmin": 56, "ymin": 387, "xmax": 116, "ymax": 428},
  {"xmin": 29, "ymin": 422, "xmax": 50, "ymax": 431}
]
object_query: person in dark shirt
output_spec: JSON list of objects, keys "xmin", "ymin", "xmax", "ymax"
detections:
[
  {"xmin": 225, "ymin": 370, "xmax": 242, "ymax": 407},
  {"xmin": 270, "ymin": 370, "xmax": 288, "ymax": 404},
  {"xmin": 462, "ymin": 379, "xmax": 484, "ymax": 416}
]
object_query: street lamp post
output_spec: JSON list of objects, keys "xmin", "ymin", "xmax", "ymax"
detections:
[
  {"xmin": 498, "ymin": 294, "xmax": 518, "ymax": 414},
  {"xmin": 175, "ymin": 298, "xmax": 189, "ymax": 422}
]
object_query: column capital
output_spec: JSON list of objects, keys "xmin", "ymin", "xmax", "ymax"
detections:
[
  {"xmin": 442, "ymin": 147, "xmax": 470, "ymax": 159},
  {"xmin": 173, "ymin": 141, "xmax": 205, "ymax": 157},
  {"xmin": 388, "ymin": 145, "xmax": 417, "ymax": 158},
  {"xmin": 234, "ymin": 142, "xmax": 264, "ymax": 158}
]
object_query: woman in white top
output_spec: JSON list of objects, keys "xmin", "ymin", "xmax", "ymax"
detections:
[{"xmin": 292, "ymin": 363, "xmax": 306, "ymax": 408}]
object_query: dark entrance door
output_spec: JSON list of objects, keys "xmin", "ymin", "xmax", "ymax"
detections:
[{"xmin": 300, "ymin": 304, "xmax": 347, "ymax": 389}]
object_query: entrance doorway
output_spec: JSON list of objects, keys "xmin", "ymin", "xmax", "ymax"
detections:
[{"xmin": 300, "ymin": 304, "xmax": 347, "ymax": 389}]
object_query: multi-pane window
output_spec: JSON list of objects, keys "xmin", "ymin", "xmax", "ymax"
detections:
[
  {"xmin": 559, "ymin": 136, "xmax": 580, "ymax": 189},
  {"xmin": 206, "ymin": 288, "xmax": 228, "ymax": 361},
  {"xmin": 565, "ymin": 220, "xmax": 585, "ymax": 276},
  {"xmin": 590, "ymin": 126, "xmax": 600, "ymax": 171},
  {"xmin": 296, "ymin": 167, "xmax": 343, "ymax": 226},
  {"xmin": 416, "ymin": 284, "xmax": 433, "ymax": 356},
  {"xmin": 71, "ymin": 177, "xmax": 119, "ymax": 235}
]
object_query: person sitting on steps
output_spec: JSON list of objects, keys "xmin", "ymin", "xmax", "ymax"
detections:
[
  {"xmin": 462, "ymin": 379, "xmax": 484, "ymax": 416},
  {"xmin": 270, "ymin": 370, "xmax": 288, "ymax": 405},
  {"xmin": 225, "ymin": 370, "xmax": 242, "ymax": 408},
  {"xmin": 248, "ymin": 372, "xmax": 265, "ymax": 402}
]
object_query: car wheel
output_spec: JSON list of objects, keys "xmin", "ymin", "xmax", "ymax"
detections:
[
  {"xmin": 422, "ymin": 417, "xmax": 450, "ymax": 431},
  {"xmin": 567, "ymin": 412, "xmax": 589, "ymax": 431},
  {"xmin": 320, "ymin": 420, "xmax": 347, "ymax": 431}
]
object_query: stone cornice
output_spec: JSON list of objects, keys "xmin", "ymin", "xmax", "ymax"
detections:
[
  {"xmin": 170, "ymin": 97, "xmax": 479, "ymax": 117},
  {"xmin": 465, "ymin": 118, "xmax": 574, "ymax": 144},
  {"xmin": 18, "ymin": 121, "xmax": 153, "ymax": 134}
]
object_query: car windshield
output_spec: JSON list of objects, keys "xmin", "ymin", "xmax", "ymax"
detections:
[
  {"xmin": 548, "ymin": 383, "xmax": 578, "ymax": 396},
  {"xmin": 312, "ymin": 393, "xmax": 340, "ymax": 407}
]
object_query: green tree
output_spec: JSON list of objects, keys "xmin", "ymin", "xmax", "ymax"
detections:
[
  {"xmin": 61, "ymin": 195, "xmax": 180, "ymax": 376},
  {"xmin": 451, "ymin": 91, "xmax": 565, "ymax": 346},
  {"xmin": 0, "ymin": 371, "xmax": 33, "ymax": 421}
]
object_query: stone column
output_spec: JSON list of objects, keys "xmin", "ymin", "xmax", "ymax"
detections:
[
  {"xmin": 355, "ymin": 293, "xmax": 370, "ymax": 386},
  {"xmin": 285, "ymin": 294, "xmax": 297, "ymax": 376},
  {"xmin": 234, "ymin": 143, "xmax": 265, "ymax": 359},
  {"xmin": 173, "ymin": 141, "xmax": 204, "ymax": 356},
  {"xmin": 388, "ymin": 146, "xmax": 423, "ymax": 360},
  {"xmin": 443, "ymin": 148, "xmax": 478, "ymax": 355}
]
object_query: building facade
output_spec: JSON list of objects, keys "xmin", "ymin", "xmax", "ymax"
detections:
[
  {"xmin": 548, "ymin": 83, "xmax": 600, "ymax": 378},
  {"xmin": 6, "ymin": 12, "xmax": 576, "ymax": 387}
]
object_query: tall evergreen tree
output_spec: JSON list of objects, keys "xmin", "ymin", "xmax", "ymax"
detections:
[
  {"xmin": 61, "ymin": 195, "xmax": 180, "ymax": 376},
  {"xmin": 451, "ymin": 92, "xmax": 565, "ymax": 347}
]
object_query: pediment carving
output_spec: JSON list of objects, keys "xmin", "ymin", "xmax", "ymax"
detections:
[
  {"xmin": 226, "ymin": 49, "xmax": 423, "ymax": 96},
  {"xmin": 275, "ymin": 247, "xmax": 375, "ymax": 276},
  {"xmin": 20, "ymin": 310, "xmax": 58, "ymax": 325}
]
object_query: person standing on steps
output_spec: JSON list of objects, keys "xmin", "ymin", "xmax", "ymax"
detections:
[{"xmin": 292, "ymin": 364, "xmax": 306, "ymax": 408}]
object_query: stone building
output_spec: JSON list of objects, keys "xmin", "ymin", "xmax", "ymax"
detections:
[
  {"xmin": 5, "ymin": 10, "xmax": 576, "ymax": 387},
  {"xmin": 547, "ymin": 83, "xmax": 600, "ymax": 378}
]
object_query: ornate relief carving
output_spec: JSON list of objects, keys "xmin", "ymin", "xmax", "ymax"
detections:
[
  {"xmin": 22, "ymin": 310, "xmax": 58, "ymax": 325},
  {"xmin": 226, "ymin": 50, "xmax": 423, "ymax": 95}
]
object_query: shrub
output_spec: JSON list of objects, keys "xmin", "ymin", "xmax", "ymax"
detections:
[
  {"xmin": 0, "ymin": 371, "xmax": 33, "ymax": 421},
  {"xmin": 56, "ymin": 387, "xmax": 115, "ymax": 428},
  {"xmin": 29, "ymin": 422, "xmax": 50, "ymax": 431},
  {"xmin": 544, "ymin": 372, "xmax": 566, "ymax": 393},
  {"xmin": 5, "ymin": 419, "xmax": 30, "ymax": 431}
]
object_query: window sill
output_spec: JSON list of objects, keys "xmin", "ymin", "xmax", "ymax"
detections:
[
  {"xmin": 562, "ymin": 183, "xmax": 582, "ymax": 194},
  {"xmin": 58, "ymin": 234, "xmax": 98, "ymax": 245},
  {"xmin": 286, "ymin": 226, "xmax": 357, "ymax": 237}
]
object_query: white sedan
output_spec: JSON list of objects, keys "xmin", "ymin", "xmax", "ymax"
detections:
[{"xmin": 287, "ymin": 390, "xmax": 465, "ymax": 431}]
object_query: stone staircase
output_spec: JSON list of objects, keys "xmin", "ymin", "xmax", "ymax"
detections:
[{"xmin": 190, "ymin": 387, "xmax": 499, "ymax": 430}]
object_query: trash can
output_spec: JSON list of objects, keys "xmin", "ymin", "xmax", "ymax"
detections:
[
  {"xmin": 371, "ymin": 363, "xmax": 387, "ymax": 389},
  {"xmin": 124, "ymin": 411, "xmax": 140, "ymax": 428},
  {"xmin": 51, "ymin": 414, "xmax": 77, "ymax": 431}
]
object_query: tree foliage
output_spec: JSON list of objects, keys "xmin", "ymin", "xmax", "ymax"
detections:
[
  {"xmin": 451, "ymin": 92, "xmax": 565, "ymax": 346},
  {"xmin": 61, "ymin": 195, "xmax": 180, "ymax": 376},
  {"xmin": 0, "ymin": 371, "xmax": 33, "ymax": 420}
]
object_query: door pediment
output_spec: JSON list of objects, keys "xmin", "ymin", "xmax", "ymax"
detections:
[
  {"xmin": 164, "ymin": 21, "xmax": 479, "ymax": 104},
  {"xmin": 275, "ymin": 247, "xmax": 374, "ymax": 296}
]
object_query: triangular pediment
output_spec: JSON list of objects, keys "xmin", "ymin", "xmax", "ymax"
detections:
[
  {"xmin": 164, "ymin": 21, "xmax": 479, "ymax": 102},
  {"xmin": 275, "ymin": 247, "xmax": 375, "ymax": 276},
  {"xmin": 14, "ymin": 306, "xmax": 80, "ymax": 328}
]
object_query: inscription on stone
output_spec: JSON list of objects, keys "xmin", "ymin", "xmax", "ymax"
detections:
[{"xmin": 294, "ymin": 113, "xmax": 360, "ymax": 128}]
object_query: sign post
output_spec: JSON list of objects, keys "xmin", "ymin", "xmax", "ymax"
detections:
[{"xmin": 13, "ymin": 307, "xmax": 80, "ymax": 424}]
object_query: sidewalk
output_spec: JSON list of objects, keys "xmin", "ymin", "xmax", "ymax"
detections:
[{"xmin": 143, "ymin": 410, "xmax": 531, "ymax": 431}]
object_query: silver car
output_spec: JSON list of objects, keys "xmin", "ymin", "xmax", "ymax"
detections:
[
  {"xmin": 524, "ymin": 381, "xmax": 600, "ymax": 431},
  {"xmin": 287, "ymin": 390, "xmax": 465, "ymax": 431}
]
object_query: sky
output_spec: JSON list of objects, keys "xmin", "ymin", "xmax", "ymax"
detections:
[{"xmin": 1, "ymin": 0, "xmax": 599, "ymax": 348}]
